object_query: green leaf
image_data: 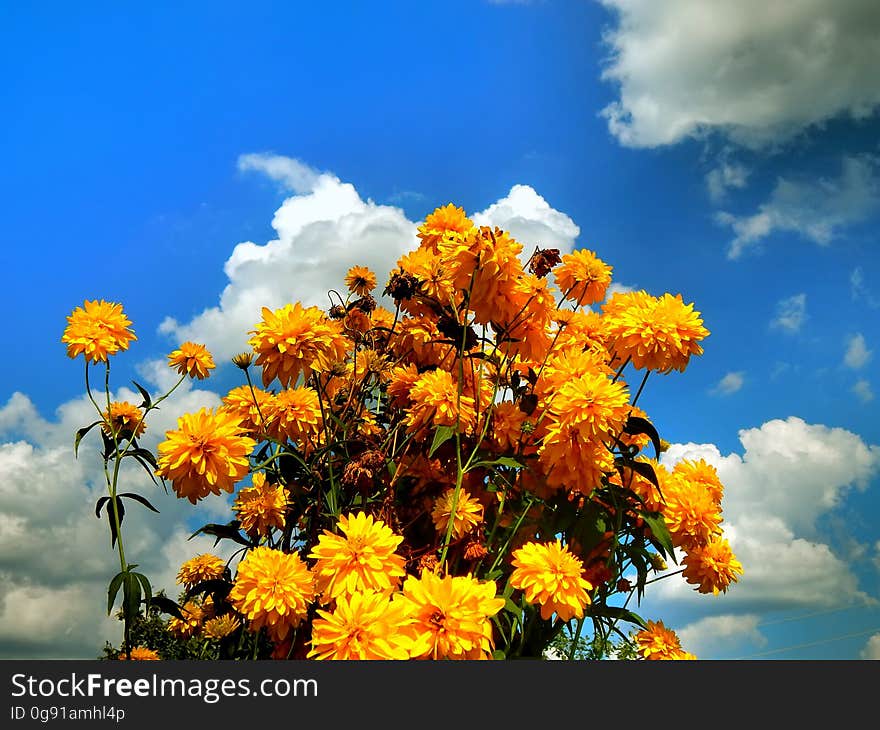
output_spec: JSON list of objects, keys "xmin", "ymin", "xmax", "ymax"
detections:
[
  {"xmin": 492, "ymin": 649, "xmax": 506, "ymax": 660},
  {"xmin": 106, "ymin": 497, "xmax": 125, "ymax": 548},
  {"xmin": 123, "ymin": 572, "xmax": 142, "ymax": 620},
  {"xmin": 190, "ymin": 521, "xmax": 251, "ymax": 547},
  {"xmin": 107, "ymin": 571, "xmax": 126, "ymax": 615},
  {"xmin": 94, "ymin": 496, "xmax": 110, "ymax": 519},
  {"xmin": 119, "ymin": 492, "xmax": 160, "ymax": 513},
  {"xmin": 589, "ymin": 605, "xmax": 648, "ymax": 630},
  {"xmin": 131, "ymin": 380, "xmax": 152, "ymax": 410},
  {"xmin": 429, "ymin": 425, "xmax": 456, "ymax": 457},
  {"xmin": 641, "ymin": 512, "xmax": 676, "ymax": 563},
  {"xmin": 149, "ymin": 594, "xmax": 185, "ymax": 620},
  {"xmin": 126, "ymin": 447, "xmax": 158, "ymax": 469},
  {"xmin": 132, "ymin": 572, "xmax": 152, "ymax": 611},
  {"xmin": 623, "ymin": 416, "xmax": 662, "ymax": 459},
  {"xmin": 469, "ymin": 456, "xmax": 524, "ymax": 471},
  {"xmin": 74, "ymin": 420, "xmax": 103, "ymax": 458}
]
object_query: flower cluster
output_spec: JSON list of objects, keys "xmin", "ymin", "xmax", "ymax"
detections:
[{"xmin": 66, "ymin": 202, "xmax": 742, "ymax": 661}]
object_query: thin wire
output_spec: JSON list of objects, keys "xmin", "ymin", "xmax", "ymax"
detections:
[
  {"xmin": 732, "ymin": 627, "xmax": 880, "ymax": 659},
  {"xmin": 755, "ymin": 603, "xmax": 870, "ymax": 628}
]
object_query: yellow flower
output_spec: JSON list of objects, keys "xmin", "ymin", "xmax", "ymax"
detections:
[
  {"xmin": 400, "ymin": 571, "xmax": 504, "ymax": 660},
  {"xmin": 682, "ymin": 536, "xmax": 744, "ymax": 595},
  {"xmin": 219, "ymin": 385, "xmax": 273, "ymax": 437},
  {"xmin": 167, "ymin": 600, "xmax": 205, "ymax": 639},
  {"xmin": 233, "ymin": 472, "xmax": 288, "ymax": 538},
  {"xmin": 553, "ymin": 249, "xmax": 613, "ymax": 306},
  {"xmin": 263, "ymin": 385, "xmax": 323, "ymax": 447},
  {"xmin": 509, "ymin": 540, "xmax": 593, "ymax": 621},
  {"xmin": 603, "ymin": 291, "xmax": 709, "ymax": 373},
  {"xmin": 431, "ymin": 487, "xmax": 484, "ymax": 540},
  {"xmin": 344, "ymin": 265, "xmax": 377, "ymax": 297},
  {"xmin": 405, "ymin": 369, "xmax": 477, "ymax": 437},
  {"xmin": 661, "ymin": 474, "xmax": 724, "ymax": 551},
  {"xmin": 62, "ymin": 299, "xmax": 136, "ymax": 363},
  {"xmin": 155, "ymin": 407, "xmax": 256, "ymax": 504},
  {"xmin": 167, "ymin": 341, "xmax": 216, "ymax": 379},
  {"xmin": 417, "ymin": 203, "xmax": 473, "ymax": 254},
  {"xmin": 203, "ymin": 614, "xmax": 241, "ymax": 640},
  {"xmin": 248, "ymin": 302, "xmax": 349, "ymax": 388},
  {"xmin": 672, "ymin": 458, "xmax": 724, "ymax": 505},
  {"xmin": 546, "ymin": 370, "xmax": 630, "ymax": 442},
  {"xmin": 308, "ymin": 512, "xmax": 407, "ymax": 603},
  {"xmin": 634, "ymin": 620, "xmax": 686, "ymax": 660},
  {"xmin": 308, "ymin": 590, "xmax": 413, "ymax": 660},
  {"xmin": 101, "ymin": 401, "xmax": 146, "ymax": 440},
  {"xmin": 176, "ymin": 553, "xmax": 227, "ymax": 589},
  {"xmin": 229, "ymin": 547, "xmax": 316, "ymax": 643},
  {"xmin": 118, "ymin": 646, "xmax": 160, "ymax": 660}
]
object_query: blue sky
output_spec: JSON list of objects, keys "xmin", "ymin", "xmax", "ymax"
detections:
[{"xmin": 1, "ymin": 0, "xmax": 879, "ymax": 659}]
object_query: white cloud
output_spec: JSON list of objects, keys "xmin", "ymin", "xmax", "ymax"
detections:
[
  {"xmin": 844, "ymin": 333, "xmax": 873, "ymax": 369},
  {"xmin": 644, "ymin": 417, "xmax": 879, "ymax": 615},
  {"xmin": 599, "ymin": 0, "xmax": 880, "ymax": 149},
  {"xmin": 853, "ymin": 379, "xmax": 875, "ymax": 403},
  {"xmin": 861, "ymin": 633, "xmax": 880, "ymax": 659},
  {"xmin": 711, "ymin": 371, "xmax": 745, "ymax": 396},
  {"xmin": 770, "ymin": 293, "xmax": 807, "ymax": 333},
  {"xmin": 0, "ymin": 380, "xmax": 236, "ymax": 658},
  {"xmin": 677, "ymin": 614, "xmax": 766, "ymax": 658},
  {"xmin": 160, "ymin": 155, "xmax": 582, "ymax": 362},
  {"xmin": 707, "ymin": 162, "xmax": 750, "ymax": 203},
  {"xmin": 716, "ymin": 156, "xmax": 880, "ymax": 259},
  {"xmin": 851, "ymin": 267, "xmax": 880, "ymax": 308}
]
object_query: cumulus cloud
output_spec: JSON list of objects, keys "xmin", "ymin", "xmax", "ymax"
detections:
[
  {"xmin": 677, "ymin": 614, "xmax": 766, "ymax": 658},
  {"xmin": 770, "ymin": 293, "xmax": 807, "ymax": 333},
  {"xmin": 598, "ymin": 0, "xmax": 880, "ymax": 149},
  {"xmin": 160, "ymin": 155, "xmax": 581, "ymax": 362},
  {"xmin": 851, "ymin": 267, "xmax": 880, "ymax": 308},
  {"xmin": 853, "ymin": 379, "xmax": 875, "ymax": 403},
  {"xmin": 844, "ymin": 333, "xmax": 873, "ymax": 369},
  {"xmin": 0, "ymin": 379, "xmax": 236, "ymax": 658},
  {"xmin": 711, "ymin": 371, "xmax": 745, "ymax": 396},
  {"xmin": 716, "ymin": 156, "xmax": 880, "ymax": 259},
  {"xmin": 861, "ymin": 633, "xmax": 880, "ymax": 659},
  {"xmin": 643, "ymin": 417, "xmax": 880, "ymax": 615}
]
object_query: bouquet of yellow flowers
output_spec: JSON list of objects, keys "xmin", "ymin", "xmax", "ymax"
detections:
[{"xmin": 64, "ymin": 203, "xmax": 742, "ymax": 661}]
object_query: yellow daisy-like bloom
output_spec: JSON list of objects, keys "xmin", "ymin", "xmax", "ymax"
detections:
[
  {"xmin": 400, "ymin": 571, "xmax": 504, "ymax": 660},
  {"xmin": 167, "ymin": 601, "xmax": 205, "ymax": 639},
  {"xmin": 634, "ymin": 620, "xmax": 686, "ymax": 660},
  {"xmin": 155, "ymin": 407, "xmax": 256, "ymax": 504},
  {"xmin": 101, "ymin": 401, "xmax": 146, "ymax": 439},
  {"xmin": 344, "ymin": 265, "xmax": 377, "ymax": 297},
  {"xmin": 553, "ymin": 249, "xmax": 613, "ymax": 306},
  {"xmin": 546, "ymin": 370, "xmax": 631, "ymax": 442},
  {"xmin": 509, "ymin": 540, "xmax": 593, "ymax": 621},
  {"xmin": 417, "ymin": 203, "xmax": 473, "ymax": 254},
  {"xmin": 662, "ymin": 476, "xmax": 724, "ymax": 551},
  {"xmin": 167, "ymin": 341, "xmax": 216, "ymax": 380},
  {"xmin": 219, "ymin": 385, "xmax": 273, "ymax": 437},
  {"xmin": 308, "ymin": 590, "xmax": 413, "ymax": 660},
  {"xmin": 538, "ymin": 424, "xmax": 615, "ymax": 496},
  {"xmin": 62, "ymin": 299, "xmax": 137, "ymax": 363},
  {"xmin": 176, "ymin": 553, "xmax": 227, "ymax": 588},
  {"xmin": 229, "ymin": 546, "xmax": 316, "ymax": 643},
  {"xmin": 233, "ymin": 472, "xmax": 288, "ymax": 538},
  {"xmin": 431, "ymin": 487, "xmax": 484, "ymax": 540},
  {"xmin": 263, "ymin": 385, "xmax": 323, "ymax": 447},
  {"xmin": 603, "ymin": 291, "xmax": 710, "ymax": 373},
  {"xmin": 202, "ymin": 614, "xmax": 241, "ymax": 640},
  {"xmin": 682, "ymin": 536, "xmax": 744, "ymax": 595},
  {"xmin": 489, "ymin": 401, "xmax": 529, "ymax": 453},
  {"xmin": 405, "ymin": 368, "xmax": 477, "ymax": 437},
  {"xmin": 673, "ymin": 458, "xmax": 724, "ymax": 506},
  {"xmin": 308, "ymin": 512, "xmax": 407, "ymax": 603},
  {"xmin": 248, "ymin": 302, "xmax": 349, "ymax": 388},
  {"xmin": 118, "ymin": 646, "xmax": 160, "ymax": 660}
]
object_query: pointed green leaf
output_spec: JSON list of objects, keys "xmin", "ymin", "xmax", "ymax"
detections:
[
  {"xmin": 429, "ymin": 425, "xmax": 456, "ymax": 457},
  {"xmin": 107, "ymin": 571, "xmax": 126, "ymax": 615},
  {"xmin": 119, "ymin": 492, "xmax": 160, "ymax": 513},
  {"xmin": 131, "ymin": 380, "xmax": 152, "ymax": 410},
  {"xmin": 623, "ymin": 416, "xmax": 662, "ymax": 459},
  {"xmin": 74, "ymin": 420, "xmax": 103, "ymax": 458},
  {"xmin": 641, "ymin": 511, "xmax": 676, "ymax": 564}
]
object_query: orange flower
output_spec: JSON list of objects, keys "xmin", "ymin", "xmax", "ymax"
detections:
[
  {"xmin": 634, "ymin": 620, "xmax": 687, "ymax": 660},
  {"xmin": 62, "ymin": 299, "xmax": 136, "ymax": 363},
  {"xmin": 510, "ymin": 540, "xmax": 592, "ymax": 621},
  {"xmin": 417, "ymin": 203, "xmax": 473, "ymax": 254},
  {"xmin": 431, "ymin": 487, "xmax": 484, "ymax": 540},
  {"xmin": 101, "ymin": 401, "xmax": 146, "ymax": 439},
  {"xmin": 344, "ymin": 265, "xmax": 377, "ymax": 296},
  {"xmin": 553, "ymin": 249, "xmax": 613, "ymax": 306},
  {"xmin": 167, "ymin": 341, "xmax": 215, "ymax": 379},
  {"xmin": 682, "ymin": 536, "xmax": 744, "ymax": 595}
]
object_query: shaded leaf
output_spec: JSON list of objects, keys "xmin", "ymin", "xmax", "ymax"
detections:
[
  {"xmin": 190, "ymin": 521, "xmax": 251, "ymax": 547},
  {"xmin": 119, "ymin": 492, "xmax": 160, "ymax": 513},
  {"xmin": 95, "ymin": 496, "xmax": 110, "ymax": 519},
  {"xmin": 149, "ymin": 594, "xmax": 185, "ymax": 620},
  {"xmin": 429, "ymin": 425, "xmax": 456, "ymax": 458},
  {"xmin": 589, "ymin": 604, "xmax": 647, "ymax": 630},
  {"xmin": 641, "ymin": 512, "xmax": 676, "ymax": 564},
  {"xmin": 623, "ymin": 416, "xmax": 662, "ymax": 459},
  {"xmin": 131, "ymin": 380, "xmax": 152, "ymax": 410},
  {"xmin": 107, "ymin": 571, "xmax": 126, "ymax": 615},
  {"xmin": 74, "ymin": 420, "xmax": 103, "ymax": 458}
]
